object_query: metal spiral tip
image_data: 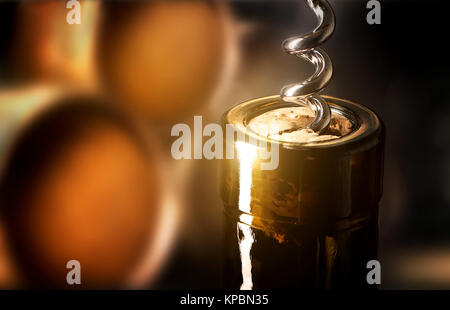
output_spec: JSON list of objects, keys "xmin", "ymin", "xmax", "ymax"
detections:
[{"xmin": 280, "ymin": 0, "xmax": 335, "ymax": 133}]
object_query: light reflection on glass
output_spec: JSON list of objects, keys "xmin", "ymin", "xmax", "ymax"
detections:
[{"xmin": 236, "ymin": 141, "xmax": 257, "ymax": 290}]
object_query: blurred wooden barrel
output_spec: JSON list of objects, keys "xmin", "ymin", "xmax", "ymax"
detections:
[
  {"xmin": 0, "ymin": 86, "xmax": 177, "ymax": 288},
  {"xmin": 98, "ymin": 1, "xmax": 230, "ymax": 123}
]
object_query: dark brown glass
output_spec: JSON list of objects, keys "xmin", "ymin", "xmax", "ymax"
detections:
[{"xmin": 221, "ymin": 96, "xmax": 384, "ymax": 289}]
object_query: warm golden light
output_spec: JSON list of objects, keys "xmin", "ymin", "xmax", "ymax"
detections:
[{"xmin": 236, "ymin": 141, "xmax": 257, "ymax": 215}]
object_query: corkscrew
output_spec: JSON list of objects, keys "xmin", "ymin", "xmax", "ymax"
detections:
[{"xmin": 280, "ymin": 0, "xmax": 335, "ymax": 133}]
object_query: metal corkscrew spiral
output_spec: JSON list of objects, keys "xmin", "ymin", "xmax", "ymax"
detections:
[{"xmin": 280, "ymin": 0, "xmax": 335, "ymax": 133}]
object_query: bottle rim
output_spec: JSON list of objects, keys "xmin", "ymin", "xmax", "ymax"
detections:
[{"xmin": 223, "ymin": 95, "xmax": 382, "ymax": 153}]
